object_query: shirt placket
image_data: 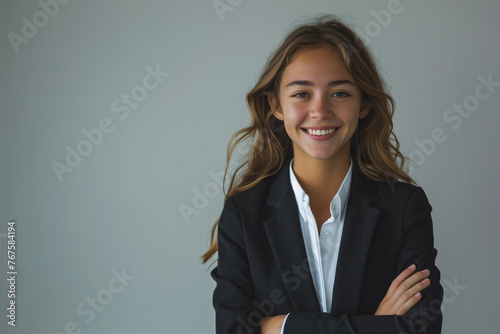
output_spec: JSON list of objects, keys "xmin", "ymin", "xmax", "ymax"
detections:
[{"xmin": 303, "ymin": 196, "xmax": 327, "ymax": 312}]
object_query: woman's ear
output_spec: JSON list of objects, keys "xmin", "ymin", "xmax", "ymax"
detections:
[
  {"xmin": 359, "ymin": 104, "xmax": 370, "ymax": 119},
  {"xmin": 268, "ymin": 95, "xmax": 283, "ymax": 120}
]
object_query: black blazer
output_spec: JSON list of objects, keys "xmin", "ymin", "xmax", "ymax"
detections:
[{"xmin": 211, "ymin": 161, "xmax": 443, "ymax": 334}]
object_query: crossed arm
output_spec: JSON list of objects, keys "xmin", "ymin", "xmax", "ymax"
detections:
[{"xmin": 261, "ymin": 264, "xmax": 432, "ymax": 333}]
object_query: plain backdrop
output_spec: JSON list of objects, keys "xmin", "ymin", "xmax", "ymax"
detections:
[{"xmin": 0, "ymin": 0, "xmax": 499, "ymax": 333}]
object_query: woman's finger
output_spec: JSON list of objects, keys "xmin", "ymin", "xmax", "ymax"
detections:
[
  {"xmin": 396, "ymin": 291, "xmax": 423, "ymax": 316},
  {"xmin": 388, "ymin": 269, "xmax": 430, "ymax": 305},
  {"xmin": 386, "ymin": 264, "xmax": 417, "ymax": 297},
  {"xmin": 392, "ymin": 277, "xmax": 431, "ymax": 313}
]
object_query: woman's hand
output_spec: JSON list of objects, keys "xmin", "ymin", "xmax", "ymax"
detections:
[
  {"xmin": 375, "ymin": 264, "xmax": 431, "ymax": 316},
  {"xmin": 261, "ymin": 314, "xmax": 286, "ymax": 334}
]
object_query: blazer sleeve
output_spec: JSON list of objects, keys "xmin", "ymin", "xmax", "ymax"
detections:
[
  {"xmin": 283, "ymin": 186, "xmax": 444, "ymax": 334},
  {"xmin": 211, "ymin": 196, "xmax": 263, "ymax": 334}
]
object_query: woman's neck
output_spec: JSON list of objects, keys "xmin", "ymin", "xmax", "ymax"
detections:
[{"xmin": 292, "ymin": 151, "xmax": 351, "ymax": 203}]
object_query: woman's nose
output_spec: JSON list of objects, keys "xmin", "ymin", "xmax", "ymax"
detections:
[{"xmin": 309, "ymin": 96, "xmax": 332, "ymax": 120}]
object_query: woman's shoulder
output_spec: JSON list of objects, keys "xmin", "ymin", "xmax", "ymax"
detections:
[
  {"xmin": 368, "ymin": 175, "xmax": 432, "ymax": 210},
  {"xmin": 218, "ymin": 172, "xmax": 283, "ymax": 233},
  {"xmin": 229, "ymin": 172, "xmax": 281, "ymax": 204},
  {"xmin": 351, "ymin": 163, "xmax": 430, "ymax": 205},
  {"xmin": 223, "ymin": 166, "xmax": 290, "ymax": 218}
]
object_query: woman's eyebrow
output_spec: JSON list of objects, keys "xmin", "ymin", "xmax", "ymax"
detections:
[{"xmin": 285, "ymin": 79, "xmax": 356, "ymax": 87}]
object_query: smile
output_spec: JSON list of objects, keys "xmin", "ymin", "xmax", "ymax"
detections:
[
  {"xmin": 305, "ymin": 128, "xmax": 338, "ymax": 136},
  {"xmin": 301, "ymin": 127, "xmax": 340, "ymax": 141}
]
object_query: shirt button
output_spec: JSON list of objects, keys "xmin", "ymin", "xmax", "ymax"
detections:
[{"xmin": 323, "ymin": 232, "xmax": 330, "ymax": 238}]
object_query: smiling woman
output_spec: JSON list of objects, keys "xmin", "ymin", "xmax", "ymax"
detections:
[
  {"xmin": 270, "ymin": 47, "xmax": 369, "ymax": 172},
  {"xmin": 203, "ymin": 15, "xmax": 443, "ymax": 334}
]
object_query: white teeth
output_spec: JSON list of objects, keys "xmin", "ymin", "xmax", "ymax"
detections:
[{"xmin": 307, "ymin": 128, "xmax": 336, "ymax": 136}]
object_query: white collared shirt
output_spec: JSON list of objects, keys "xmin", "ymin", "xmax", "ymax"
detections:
[{"xmin": 281, "ymin": 158, "xmax": 352, "ymax": 333}]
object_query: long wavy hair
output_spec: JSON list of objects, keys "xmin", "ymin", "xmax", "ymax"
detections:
[{"xmin": 202, "ymin": 15, "xmax": 414, "ymax": 264}]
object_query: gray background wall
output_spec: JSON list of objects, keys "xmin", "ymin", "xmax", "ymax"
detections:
[{"xmin": 0, "ymin": 0, "xmax": 498, "ymax": 333}]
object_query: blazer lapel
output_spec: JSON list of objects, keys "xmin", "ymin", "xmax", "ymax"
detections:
[
  {"xmin": 263, "ymin": 163, "xmax": 321, "ymax": 312},
  {"xmin": 330, "ymin": 165, "xmax": 381, "ymax": 315}
]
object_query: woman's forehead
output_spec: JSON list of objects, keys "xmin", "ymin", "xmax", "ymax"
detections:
[{"xmin": 281, "ymin": 47, "xmax": 354, "ymax": 87}]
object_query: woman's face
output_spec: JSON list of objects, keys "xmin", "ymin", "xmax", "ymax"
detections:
[{"xmin": 270, "ymin": 46, "xmax": 369, "ymax": 164}]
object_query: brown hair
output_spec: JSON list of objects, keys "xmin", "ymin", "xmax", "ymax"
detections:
[{"xmin": 202, "ymin": 15, "xmax": 413, "ymax": 264}]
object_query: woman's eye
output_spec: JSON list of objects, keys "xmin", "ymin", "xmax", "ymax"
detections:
[
  {"xmin": 292, "ymin": 92, "xmax": 309, "ymax": 98},
  {"xmin": 332, "ymin": 91, "xmax": 349, "ymax": 97}
]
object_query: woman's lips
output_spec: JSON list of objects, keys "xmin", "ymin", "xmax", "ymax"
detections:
[{"xmin": 301, "ymin": 126, "xmax": 340, "ymax": 141}]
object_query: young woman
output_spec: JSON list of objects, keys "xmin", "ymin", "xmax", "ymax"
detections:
[{"xmin": 203, "ymin": 15, "xmax": 443, "ymax": 334}]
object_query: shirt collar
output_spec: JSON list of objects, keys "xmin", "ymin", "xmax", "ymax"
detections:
[{"xmin": 289, "ymin": 158, "xmax": 353, "ymax": 222}]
